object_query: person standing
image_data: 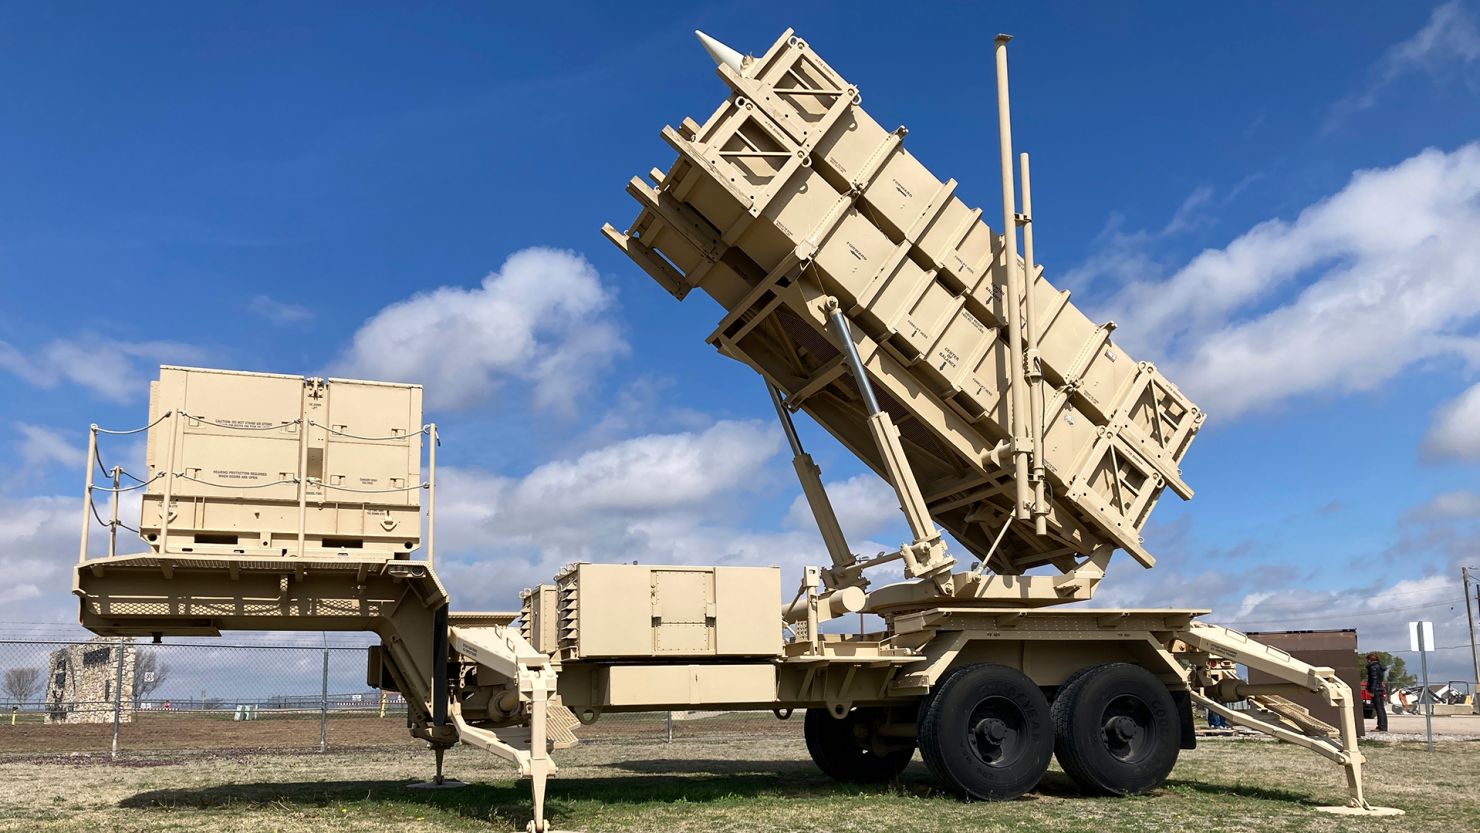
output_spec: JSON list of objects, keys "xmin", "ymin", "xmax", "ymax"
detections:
[{"xmin": 1365, "ymin": 652, "xmax": 1388, "ymax": 732}]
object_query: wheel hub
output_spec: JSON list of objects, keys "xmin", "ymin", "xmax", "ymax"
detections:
[
  {"xmin": 974, "ymin": 717, "xmax": 1009, "ymax": 745},
  {"xmin": 1106, "ymin": 715, "xmax": 1141, "ymax": 742}
]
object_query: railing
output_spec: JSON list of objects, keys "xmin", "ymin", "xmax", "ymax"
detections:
[{"xmin": 78, "ymin": 411, "xmax": 439, "ymax": 567}]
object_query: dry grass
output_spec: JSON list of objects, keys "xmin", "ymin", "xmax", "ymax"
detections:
[{"xmin": 0, "ymin": 728, "xmax": 1476, "ymax": 833}]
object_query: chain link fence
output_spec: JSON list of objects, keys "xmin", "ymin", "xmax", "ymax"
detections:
[{"xmin": 0, "ymin": 637, "xmax": 795, "ymax": 757}]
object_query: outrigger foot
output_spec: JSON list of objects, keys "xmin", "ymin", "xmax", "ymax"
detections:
[{"xmin": 408, "ymin": 745, "xmax": 467, "ymax": 790}]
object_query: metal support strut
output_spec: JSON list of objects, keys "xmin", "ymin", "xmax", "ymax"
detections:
[
  {"xmin": 766, "ymin": 382, "xmax": 863, "ymax": 591},
  {"xmin": 1175, "ymin": 621, "xmax": 1404, "ymax": 816},
  {"xmin": 823, "ymin": 298, "xmax": 954, "ymax": 584}
]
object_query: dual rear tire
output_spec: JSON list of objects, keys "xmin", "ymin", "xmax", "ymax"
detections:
[
  {"xmin": 912, "ymin": 662, "xmax": 1181, "ymax": 801},
  {"xmin": 805, "ymin": 663, "xmax": 1182, "ymax": 801},
  {"xmin": 803, "ymin": 706, "xmax": 914, "ymax": 784}
]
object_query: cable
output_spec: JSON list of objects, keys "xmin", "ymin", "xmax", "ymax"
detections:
[
  {"xmin": 309, "ymin": 478, "xmax": 428, "ymax": 494},
  {"xmin": 173, "ymin": 476, "xmax": 297, "ymax": 488},
  {"xmin": 90, "ymin": 472, "xmax": 164, "ymax": 493},
  {"xmin": 306, "ymin": 420, "xmax": 430, "ymax": 442},
  {"xmin": 94, "ymin": 410, "xmax": 173, "ymax": 436},
  {"xmin": 87, "ymin": 498, "xmax": 140, "ymax": 535},
  {"xmin": 1215, "ymin": 598, "xmax": 1464, "ymax": 628},
  {"xmin": 1211, "ymin": 583, "xmax": 1471, "ymax": 614}
]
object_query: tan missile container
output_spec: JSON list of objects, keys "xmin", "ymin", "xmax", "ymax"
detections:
[
  {"xmin": 605, "ymin": 30, "xmax": 1202, "ymax": 577},
  {"xmin": 139, "ymin": 366, "xmax": 424, "ymax": 559}
]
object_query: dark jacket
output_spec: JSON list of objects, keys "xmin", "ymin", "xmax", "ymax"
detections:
[{"xmin": 1365, "ymin": 659, "xmax": 1386, "ymax": 695}]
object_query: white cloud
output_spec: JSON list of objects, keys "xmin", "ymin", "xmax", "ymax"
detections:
[
  {"xmin": 247, "ymin": 294, "xmax": 314, "ymax": 324},
  {"xmin": 414, "ymin": 420, "xmax": 890, "ymax": 610},
  {"xmin": 332, "ymin": 247, "xmax": 628, "ymax": 412},
  {"xmin": 1328, "ymin": 1, "xmax": 1480, "ymax": 127},
  {"xmin": 15, "ymin": 423, "xmax": 85, "ymax": 470},
  {"xmin": 1099, "ymin": 143, "xmax": 1480, "ymax": 418},
  {"xmin": 0, "ymin": 485, "xmax": 148, "ymax": 621},
  {"xmin": 1404, "ymin": 488, "xmax": 1480, "ymax": 521},
  {"xmin": 784, "ymin": 472, "xmax": 901, "ymax": 541},
  {"xmin": 436, "ymin": 420, "xmax": 782, "ymax": 544},
  {"xmin": 0, "ymin": 495, "xmax": 84, "ymax": 612},
  {"xmin": 0, "ymin": 336, "xmax": 203, "ymax": 403},
  {"xmin": 1424, "ymin": 381, "xmax": 1480, "ymax": 461}
]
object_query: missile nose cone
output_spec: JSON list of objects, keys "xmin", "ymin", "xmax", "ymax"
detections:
[{"xmin": 695, "ymin": 30, "xmax": 745, "ymax": 74}]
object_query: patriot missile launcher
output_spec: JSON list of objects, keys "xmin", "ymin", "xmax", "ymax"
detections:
[{"xmin": 67, "ymin": 29, "xmax": 1400, "ymax": 833}]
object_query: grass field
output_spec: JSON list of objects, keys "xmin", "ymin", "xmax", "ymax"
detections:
[{"xmin": 1, "ymin": 727, "xmax": 1475, "ymax": 832}]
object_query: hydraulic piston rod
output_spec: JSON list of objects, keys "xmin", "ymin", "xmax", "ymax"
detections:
[
  {"xmin": 824, "ymin": 299, "xmax": 954, "ymax": 582},
  {"xmin": 766, "ymin": 382, "xmax": 862, "ymax": 589}
]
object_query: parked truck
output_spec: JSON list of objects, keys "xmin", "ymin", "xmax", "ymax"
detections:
[{"xmin": 71, "ymin": 30, "xmax": 1399, "ymax": 832}]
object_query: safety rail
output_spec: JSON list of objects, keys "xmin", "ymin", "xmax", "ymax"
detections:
[{"xmin": 77, "ymin": 412, "xmax": 440, "ymax": 567}]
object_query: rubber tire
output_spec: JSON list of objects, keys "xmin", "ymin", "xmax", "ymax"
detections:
[
  {"xmin": 917, "ymin": 663, "xmax": 1054, "ymax": 801},
  {"xmin": 1052, "ymin": 662, "xmax": 1180, "ymax": 796},
  {"xmin": 803, "ymin": 707, "xmax": 913, "ymax": 784}
]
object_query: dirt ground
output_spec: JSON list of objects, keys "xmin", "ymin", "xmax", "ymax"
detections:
[
  {"xmin": 0, "ymin": 710, "xmax": 780, "ymax": 755},
  {"xmin": 1, "ymin": 724, "xmax": 1477, "ymax": 833}
]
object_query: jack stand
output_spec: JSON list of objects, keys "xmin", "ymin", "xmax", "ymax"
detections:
[{"xmin": 408, "ymin": 745, "xmax": 466, "ymax": 790}]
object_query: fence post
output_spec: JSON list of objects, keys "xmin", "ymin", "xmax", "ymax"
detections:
[
  {"xmin": 110, "ymin": 636, "xmax": 125, "ymax": 758},
  {"xmin": 666, "ymin": 710, "xmax": 673, "ymax": 743},
  {"xmin": 319, "ymin": 648, "xmax": 329, "ymax": 753}
]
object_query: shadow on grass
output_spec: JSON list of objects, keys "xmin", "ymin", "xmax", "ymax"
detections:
[
  {"xmin": 116, "ymin": 757, "xmax": 1323, "ymax": 828},
  {"xmin": 116, "ymin": 763, "xmax": 939, "ymax": 829},
  {"xmin": 1161, "ymin": 778, "xmax": 1319, "ymax": 806}
]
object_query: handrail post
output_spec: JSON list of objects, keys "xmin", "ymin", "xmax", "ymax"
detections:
[
  {"xmin": 79, "ymin": 425, "xmax": 98, "ymax": 564},
  {"xmin": 108, "ymin": 466, "xmax": 122, "ymax": 557},
  {"xmin": 297, "ymin": 417, "xmax": 311, "ymax": 557},
  {"xmin": 157, "ymin": 411, "xmax": 180, "ymax": 554},
  {"xmin": 426, "ymin": 423, "xmax": 437, "ymax": 568}
]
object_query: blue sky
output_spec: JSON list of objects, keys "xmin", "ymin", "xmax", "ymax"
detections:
[{"xmin": 2, "ymin": 2, "xmax": 1480, "ymax": 681}]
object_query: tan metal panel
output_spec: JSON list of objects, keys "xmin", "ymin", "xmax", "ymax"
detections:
[
  {"xmin": 556, "ymin": 563, "xmax": 782, "ymax": 660},
  {"xmin": 601, "ymin": 664, "xmax": 777, "ymax": 707},
  {"xmin": 714, "ymin": 566, "xmax": 782, "ymax": 656}
]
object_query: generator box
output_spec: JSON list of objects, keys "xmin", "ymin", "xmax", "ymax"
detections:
[
  {"xmin": 551, "ymin": 563, "xmax": 782, "ymax": 660},
  {"xmin": 140, "ymin": 365, "xmax": 424, "ymax": 558}
]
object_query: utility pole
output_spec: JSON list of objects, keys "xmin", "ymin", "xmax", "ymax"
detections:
[{"xmin": 1465, "ymin": 567, "xmax": 1480, "ymax": 698}]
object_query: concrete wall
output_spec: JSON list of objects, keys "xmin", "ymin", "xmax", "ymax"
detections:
[{"xmin": 45, "ymin": 637, "xmax": 136, "ymax": 724}]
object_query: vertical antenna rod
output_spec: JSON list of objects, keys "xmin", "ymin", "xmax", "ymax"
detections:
[{"xmin": 994, "ymin": 34, "xmax": 1032, "ymax": 521}]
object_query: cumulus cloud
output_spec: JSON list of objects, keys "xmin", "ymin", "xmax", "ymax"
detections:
[
  {"xmin": 1424, "ymin": 380, "xmax": 1480, "ymax": 461},
  {"xmin": 0, "ymin": 484, "xmax": 148, "ymax": 620},
  {"xmin": 15, "ymin": 423, "xmax": 85, "ymax": 470},
  {"xmin": 332, "ymin": 247, "xmax": 627, "ymax": 412},
  {"xmin": 407, "ymin": 420, "xmax": 922, "ymax": 610},
  {"xmin": 0, "ymin": 336, "xmax": 204, "ymax": 403},
  {"xmin": 1097, "ymin": 143, "xmax": 1480, "ymax": 418},
  {"xmin": 1327, "ymin": 1, "xmax": 1480, "ymax": 128},
  {"xmin": 247, "ymin": 294, "xmax": 314, "ymax": 324},
  {"xmin": 0, "ymin": 495, "xmax": 87, "ymax": 610},
  {"xmin": 1404, "ymin": 488, "xmax": 1480, "ymax": 522},
  {"xmin": 436, "ymin": 419, "xmax": 782, "ymax": 543},
  {"xmin": 784, "ymin": 472, "xmax": 902, "ymax": 541}
]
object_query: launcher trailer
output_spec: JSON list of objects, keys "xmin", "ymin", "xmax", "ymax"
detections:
[{"xmin": 71, "ymin": 29, "xmax": 1398, "ymax": 833}]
